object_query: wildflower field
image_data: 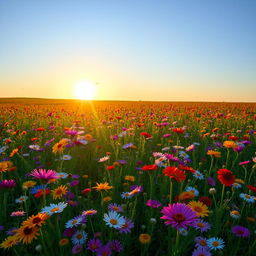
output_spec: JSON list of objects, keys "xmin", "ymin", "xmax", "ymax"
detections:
[{"xmin": 0, "ymin": 98, "xmax": 255, "ymax": 256}]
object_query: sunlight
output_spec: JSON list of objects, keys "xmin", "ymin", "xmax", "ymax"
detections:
[{"xmin": 74, "ymin": 81, "xmax": 97, "ymax": 100}]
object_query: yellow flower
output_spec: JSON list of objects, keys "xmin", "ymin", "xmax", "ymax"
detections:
[
  {"xmin": 125, "ymin": 176, "xmax": 135, "ymax": 182},
  {"xmin": 188, "ymin": 201, "xmax": 209, "ymax": 217},
  {"xmin": 207, "ymin": 150, "xmax": 221, "ymax": 158},
  {"xmin": 52, "ymin": 139, "xmax": 69, "ymax": 154},
  {"xmin": 52, "ymin": 185, "xmax": 68, "ymax": 200},
  {"xmin": 223, "ymin": 141, "xmax": 236, "ymax": 148},
  {"xmin": 59, "ymin": 238, "xmax": 69, "ymax": 246},
  {"xmin": 0, "ymin": 161, "xmax": 15, "ymax": 173},
  {"xmin": 22, "ymin": 213, "xmax": 49, "ymax": 228},
  {"xmin": 235, "ymin": 178, "xmax": 245, "ymax": 184},
  {"xmin": 139, "ymin": 234, "xmax": 151, "ymax": 244},
  {"xmin": 93, "ymin": 182, "xmax": 113, "ymax": 191},
  {"xmin": 83, "ymin": 175, "xmax": 89, "ymax": 179},
  {"xmin": 15, "ymin": 225, "xmax": 39, "ymax": 244},
  {"xmin": 22, "ymin": 181, "xmax": 37, "ymax": 190},
  {"xmin": 103, "ymin": 196, "xmax": 112, "ymax": 202},
  {"xmin": 0, "ymin": 235, "xmax": 19, "ymax": 249}
]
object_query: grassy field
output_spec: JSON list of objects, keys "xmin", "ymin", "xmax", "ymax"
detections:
[{"xmin": 0, "ymin": 98, "xmax": 255, "ymax": 255}]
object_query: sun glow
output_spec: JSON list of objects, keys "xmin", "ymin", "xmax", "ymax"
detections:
[{"xmin": 74, "ymin": 81, "xmax": 97, "ymax": 100}]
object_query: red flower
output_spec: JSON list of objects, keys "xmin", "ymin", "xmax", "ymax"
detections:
[
  {"xmin": 172, "ymin": 128, "xmax": 185, "ymax": 134},
  {"xmin": 217, "ymin": 169, "xmax": 235, "ymax": 186},
  {"xmin": 81, "ymin": 188, "xmax": 91, "ymax": 195},
  {"xmin": 163, "ymin": 166, "xmax": 186, "ymax": 182},
  {"xmin": 140, "ymin": 132, "xmax": 152, "ymax": 138},
  {"xmin": 229, "ymin": 136, "xmax": 239, "ymax": 141},
  {"xmin": 198, "ymin": 196, "xmax": 213, "ymax": 207},
  {"xmin": 247, "ymin": 185, "xmax": 256, "ymax": 194},
  {"xmin": 106, "ymin": 165, "xmax": 115, "ymax": 171},
  {"xmin": 142, "ymin": 165, "xmax": 158, "ymax": 171},
  {"xmin": 178, "ymin": 165, "xmax": 196, "ymax": 174},
  {"xmin": 34, "ymin": 189, "xmax": 50, "ymax": 198}
]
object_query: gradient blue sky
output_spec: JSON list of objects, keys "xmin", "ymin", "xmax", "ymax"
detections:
[{"xmin": 1, "ymin": 0, "xmax": 256, "ymax": 101}]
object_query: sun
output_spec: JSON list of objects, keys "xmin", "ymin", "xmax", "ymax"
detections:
[{"xmin": 74, "ymin": 81, "xmax": 97, "ymax": 100}]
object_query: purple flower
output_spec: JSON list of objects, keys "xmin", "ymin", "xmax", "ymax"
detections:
[
  {"xmin": 108, "ymin": 203, "xmax": 123, "ymax": 212},
  {"xmin": 30, "ymin": 168, "xmax": 58, "ymax": 181},
  {"xmin": 87, "ymin": 238, "xmax": 102, "ymax": 252},
  {"xmin": 0, "ymin": 226, "xmax": 4, "ymax": 232},
  {"xmin": 0, "ymin": 179, "xmax": 16, "ymax": 189},
  {"xmin": 231, "ymin": 225, "xmax": 250, "ymax": 237},
  {"xmin": 96, "ymin": 244, "xmax": 112, "ymax": 256},
  {"xmin": 195, "ymin": 236, "xmax": 209, "ymax": 248},
  {"xmin": 146, "ymin": 199, "xmax": 162, "ymax": 208},
  {"xmin": 72, "ymin": 174, "xmax": 80, "ymax": 179},
  {"xmin": 207, "ymin": 177, "xmax": 215, "ymax": 187},
  {"xmin": 192, "ymin": 219, "xmax": 211, "ymax": 233},
  {"xmin": 72, "ymin": 244, "xmax": 83, "ymax": 254},
  {"xmin": 69, "ymin": 180, "xmax": 80, "ymax": 187},
  {"xmin": 108, "ymin": 240, "xmax": 123, "ymax": 252},
  {"xmin": 63, "ymin": 228, "xmax": 76, "ymax": 237},
  {"xmin": 192, "ymin": 247, "xmax": 211, "ymax": 256},
  {"xmin": 164, "ymin": 154, "xmax": 180, "ymax": 162},
  {"xmin": 118, "ymin": 218, "xmax": 134, "ymax": 234},
  {"xmin": 65, "ymin": 192, "xmax": 75, "ymax": 200},
  {"xmin": 160, "ymin": 203, "xmax": 198, "ymax": 230}
]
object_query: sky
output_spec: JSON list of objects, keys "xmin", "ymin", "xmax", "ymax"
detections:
[{"xmin": 0, "ymin": 0, "xmax": 256, "ymax": 102}]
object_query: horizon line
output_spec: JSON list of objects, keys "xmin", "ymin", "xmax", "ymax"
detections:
[{"xmin": 0, "ymin": 97, "xmax": 255, "ymax": 104}]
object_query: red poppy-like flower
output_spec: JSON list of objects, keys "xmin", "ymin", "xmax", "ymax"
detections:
[
  {"xmin": 142, "ymin": 165, "xmax": 158, "ymax": 171},
  {"xmin": 178, "ymin": 165, "xmax": 196, "ymax": 174},
  {"xmin": 106, "ymin": 165, "xmax": 115, "ymax": 171},
  {"xmin": 81, "ymin": 188, "xmax": 91, "ymax": 195},
  {"xmin": 217, "ymin": 169, "xmax": 235, "ymax": 186},
  {"xmin": 198, "ymin": 196, "xmax": 213, "ymax": 207},
  {"xmin": 163, "ymin": 166, "xmax": 186, "ymax": 182},
  {"xmin": 229, "ymin": 136, "xmax": 239, "ymax": 141},
  {"xmin": 247, "ymin": 185, "xmax": 256, "ymax": 194},
  {"xmin": 172, "ymin": 128, "xmax": 185, "ymax": 134},
  {"xmin": 140, "ymin": 132, "xmax": 152, "ymax": 138}
]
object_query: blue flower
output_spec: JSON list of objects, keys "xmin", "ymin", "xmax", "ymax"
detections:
[
  {"xmin": 56, "ymin": 172, "xmax": 69, "ymax": 179},
  {"xmin": 240, "ymin": 193, "xmax": 255, "ymax": 203},
  {"xmin": 104, "ymin": 211, "xmax": 125, "ymax": 229},
  {"xmin": 206, "ymin": 237, "xmax": 224, "ymax": 251},
  {"xmin": 65, "ymin": 215, "xmax": 86, "ymax": 228},
  {"xmin": 41, "ymin": 202, "xmax": 68, "ymax": 216},
  {"xmin": 71, "ymin": 230, "xmax": 87, "ymax": 245},
  {"xmin": 30, "ymin": 184, "xmax": 48, "ymax": 194},
  {"xmin": 193, "ymin": 170, "xmax": 204, "ymax": 180},
  {"xmin": 185, "ymin": 186, "xmax": 199, "ymax": 196},
  {"xmin": 120, "ymin": 192, "xmax": 132, "ymax": 199}
]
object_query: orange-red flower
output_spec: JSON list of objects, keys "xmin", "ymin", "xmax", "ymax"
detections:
[
  {"xmin": 163, "ymin": 166, "xmax": 186, "ymax": 182},
  {"xmin": 217, "ymin": 169, "xmax": 235, "ymax": 186},
  {"xmin": 142, "ymin": 165, "xmax": 158, "ymax": 171}
]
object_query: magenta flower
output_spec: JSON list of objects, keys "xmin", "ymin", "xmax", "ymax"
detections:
[
  {"xmin": 231, "ymin": 225, "xmax": 250, "ymax": 237},
  {"xmin": 0, "ymin": 179, "xmax": 16, "ymax": 189},
  {"xmin": 30, "ymin": 168, "xmax": 58, "ymax": 181},
  {"xmin": 146, "ymin": 199, "xmax": 162, "ymax": 208},
  {"xmin": 160, "ymin": 203, "xmax": 198, "ymax": 230},
  {"xmin": 87, "ymin": 238, "xmax": 102, "ymax": 252}
]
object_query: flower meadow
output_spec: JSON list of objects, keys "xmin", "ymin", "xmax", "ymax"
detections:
[{"xmin": 0, "ymin": 99, "xmax": 255, "ymax": 256}]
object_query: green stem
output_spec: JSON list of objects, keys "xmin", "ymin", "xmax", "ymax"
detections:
[
  {"xmin": 220, "ymin": 185, "xmax": 225, "ymax": 206},
  {"xmin": 169, "ymin": 180, "xmax": 173, "ymax": 204}
]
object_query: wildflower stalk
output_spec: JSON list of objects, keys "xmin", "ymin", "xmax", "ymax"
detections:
[
  {"xmin": 225, "ymin": 149, "xmax": 230, "ymax": 168},
  {"xmin": 209, "ymin": 155, "xmax": 214, "ymax": 173},
  {"xmin": 173, "ymin": 229, "xmax": 180, "ymax": 256},
  {"xmin": 169, "ymin": 180, "xmax": 173, "ymax": 204},
  {"xmin": 242, "ymin": 165, "xmax": 247, "ymax": 182},
  {"xmin": 248, "ymin": 165, "xmax": 255, "ymax": 184},
  {"xmin": 220, "ymin": 184, "xmax": 225, "ymax": 206}
]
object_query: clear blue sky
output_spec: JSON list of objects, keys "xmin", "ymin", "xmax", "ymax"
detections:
[{"xmin": 0, "ymin": 0, "xmax": 255, "ymax": 101}]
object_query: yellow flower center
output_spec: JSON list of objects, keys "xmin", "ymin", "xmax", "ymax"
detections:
[{"xmin": 110, "ymin": 219, "xmax": 118, "ymax": 225}]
